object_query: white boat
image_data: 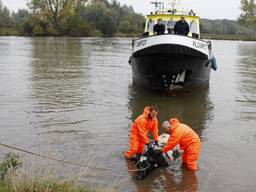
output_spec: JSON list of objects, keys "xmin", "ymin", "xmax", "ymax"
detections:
[{"xmin": 130, "ymin": 0, "xmax": 217, "ymax": 90}]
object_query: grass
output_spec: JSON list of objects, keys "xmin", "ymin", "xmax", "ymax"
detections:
[
  {"xmin": 0, "ymin": 153, "xmax": 92, "ymax": 192},
  {"xmin": 114, "ymin": 32, "xmax": 140, "ymax": 38},
  {"xmin": 0, "ymin": 174, "xmax": 92, "ymax": 192},
  {"xmin": 0, "ymin": 28, "xmax": 20, "ymax": 36},
  {"xmin": 1, "ymin": 27, "xmax": 256, "ymax": 41},
  {"xmin": 0, "ymin": 153, "xmax": 103, "ymax": 192}
]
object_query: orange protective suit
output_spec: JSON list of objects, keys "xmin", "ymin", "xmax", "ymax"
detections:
[
  {"xmin": 162, "ymin": 118, "xmax": 201, "ymax": 171},
  {"xmin": 124, "ymin": 107, "xmax": 158, "ymax": 159}
]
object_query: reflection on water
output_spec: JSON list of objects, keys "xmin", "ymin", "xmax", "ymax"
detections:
[
  {"xmin": 0, "ymin": 37, "xmax": 256, "ymax": 192},
  {"xmin": 30, "ymin": 37, "xmax": 88, "ymax": 127},
  {"xmin": 236, "ymin": 43, "xmax": 256, "ymax": 121},
  {"xmin": 131, "ymin": 168, "xmax": 198, "ymax": 192}
]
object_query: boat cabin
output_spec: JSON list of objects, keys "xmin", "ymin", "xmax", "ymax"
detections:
[{"xmin": 143, "ymin": 3, "xmax": 200, "ymax": 38}]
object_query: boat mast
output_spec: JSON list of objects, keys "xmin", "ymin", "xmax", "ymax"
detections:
[
  {"xmin": 170, "ymin": 0, "xmax": 181, "ymax": 8},
  {"xmin": 150, "ymin": 0, "xmax": 182, "ymax": 13},
  {"xmin": 150, "ymin": 1, "xmax": 165, "ymax": 12}
]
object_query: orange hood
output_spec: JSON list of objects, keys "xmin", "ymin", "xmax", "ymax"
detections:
[
  {"xmin": 143, "ymin": 106, "xmax": 150, "ymax": 118},
  {"xmin": 169, "ymin": 118, "xmax": 180, "ymax": 130}
]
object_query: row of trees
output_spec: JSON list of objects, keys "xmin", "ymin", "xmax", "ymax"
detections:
[
  {"xmin": 0, "ymin": 0, "xmax": 145, "ymax": 37},
  {"xmin": 0, "ymin": 1, "xmax": 29, "ymax": 28},
  {"xmin": 200, "ymin": 19, "xmax": 255, "ymax": 35},
  {"xmin": 200, "ymin": 0, "xmax": 256, "ymax": 35},
  {"xmin": 1, "ymin": 0, "xmax": 256, "ymax": 37}
]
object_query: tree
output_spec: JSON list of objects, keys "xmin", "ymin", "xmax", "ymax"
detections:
[
  {"xmin": 65, "ymin": 13, "xmax": 92, "ymax": 36},
  {"xmin": 27, "ymin": 0, "xmax": 81, "ymax": 30},
  {"xmin": 12, "ymin": 9, "xmax": 30, "ymax": 23},
  {"xmin": 79, "ymin": 1, "xmax": 117, "ymax": 36},
  {"xmin": 118, "ymin": 16, "xmax": 138, "ymax": 34},
  {"xmin": 28, "ymin": 0, "xmax": 64, "ymax": 26},
  {"xmin": 79, "ymin": 0, "xmax": 144, "ymax": 36},
  {"xmin": 0, "ymin": 0, "xmax": 12, "ymax": 27},
  {"xmin": 239, "ymin": 0, "xmax": 256, "ymax": 29},
  {"xmin": 1, "ymin": 0, "xmax": 145, "ymax": 37}
]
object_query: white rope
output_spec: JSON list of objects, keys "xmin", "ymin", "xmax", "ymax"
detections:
[{"xmin": 0, "ymin": 142, "xmax": 150, "ymax": 173}]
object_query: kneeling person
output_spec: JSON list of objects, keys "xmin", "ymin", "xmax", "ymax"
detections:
[
  {"xmin": 124, "ymin": 106, "xmax": 159, "ymax": 160},
  {"xmin": 158, "ymin": 118, "xmax": 201, "ymax": 171}
]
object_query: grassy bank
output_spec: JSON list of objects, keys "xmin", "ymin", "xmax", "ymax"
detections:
[
  {"xmin": 201, "ymin": 33, "xmax": 256, "ymax": 41},
  {"xmin": 2, "ymin": 27, "xmax": 256, "ymax": 41},
  {"xmin": 0, "ymin": 153, "xmax": 102, "ymax": 192},
  {"xmin": 0, "ymin": 175, "xmax": 92, "ymax": 192},
  {"xmin": 0, "ymin": 28, "xmax": 20, "ymax": 36},
  {"xmin": 0, "ymin": 27, "xmax": 141, "ymax": 37}
]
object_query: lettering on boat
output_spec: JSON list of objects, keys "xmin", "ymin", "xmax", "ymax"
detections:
[
  {"xmin": 193, "ymin": 41, "xmax": 207, "ymax": 49},
  {"xmin": 135, "ymin": 39, "xmax": 147, "ymax": 48}
]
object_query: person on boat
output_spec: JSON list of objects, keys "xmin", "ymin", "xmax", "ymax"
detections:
[
  {"xmin": 124, "ymin": 106, "xmax": 159, "ymax": 160},
  {"xmin": 153, "ymin": 19, "xmax": 166, "ymax": 35},
  {"xmin": 174, "ymin": 16, "xmax": 190, "ymax": 36},
  {"xmin": 155, "ymin": 118, "xmax": 201, "ymax": 171}
]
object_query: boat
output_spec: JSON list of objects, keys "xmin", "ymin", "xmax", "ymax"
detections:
[{"xmin": 129, "ymin": 0, "xmax": 217, "ymax": 90}]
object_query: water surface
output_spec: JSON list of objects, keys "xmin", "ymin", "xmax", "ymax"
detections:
[{"xmin": 0, "ymin": 37, "xmax": 256, "ymax": 191}]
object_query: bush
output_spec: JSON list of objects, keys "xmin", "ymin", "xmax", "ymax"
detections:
[
  {"xmin": 0, "ymin": 153, "xmax": 94, "ymax": 192},
  {"xmin": 0, "ymin": 153, "xmax": 22, "ymax": 180},
  {"xmin": 118, "ymin": 16, "xmax": 137, "ymax": 34},
  {"xmin": 32, "ymin": 24, "xmax": 44, "ymax": 36},
  {"xmin": 66, "ymin": 14, "xmax": 93, "ymax": 37}
]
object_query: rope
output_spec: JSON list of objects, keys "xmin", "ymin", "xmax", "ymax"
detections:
[{"xmin": 0, "ymin": 142, "xmax": 150, "ymax": 173}]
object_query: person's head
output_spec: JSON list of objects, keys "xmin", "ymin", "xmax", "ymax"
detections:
[
  {"xmin": 162, "ymin": 121, "xmax": 171, "ymax": 133},
  {"xmin": 148, "ymin": 106, "xmax": 158, "ymax": 119},
  {"xmin": 157, "ymin": 19, "xmax": 162, "ymax": 24}
]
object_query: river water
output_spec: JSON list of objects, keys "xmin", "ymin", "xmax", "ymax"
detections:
[{"xmin": 0, "ymin": 37, "xmax": 256, "ymax": 192}]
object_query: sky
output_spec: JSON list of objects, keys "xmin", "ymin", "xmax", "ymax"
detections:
[{"xmin": 2, "ymin": 0, "xmax": 241, "ymax": 20}]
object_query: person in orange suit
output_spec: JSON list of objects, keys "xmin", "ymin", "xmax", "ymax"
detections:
[
  {"xmin": 124, "ymin": 106, "xmax": 159, "ymax": 160},
  {"xmin": 157, "ymin": 118, "xmax": 201, "ymax": 171}
]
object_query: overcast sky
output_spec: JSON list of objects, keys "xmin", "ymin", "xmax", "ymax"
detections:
[{"xmin": 2, "ymin": 0, "xmax": 241, "ymax": 20}]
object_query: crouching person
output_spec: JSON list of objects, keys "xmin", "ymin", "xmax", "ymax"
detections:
[
  {"xmin": 124, "ymin": 106, "xmax": 159, "ymax": 160},
  {"xmin": 157, "ymin": 118, "xmax": 201, "ymax": 171}
]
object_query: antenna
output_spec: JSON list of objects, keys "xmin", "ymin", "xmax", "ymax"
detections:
[
  {"xmin": 150, "ymin": 1, "xmax": 165, "ymax": 12},
  {"xmin": 170, "ymin": 0, "xmax": 181, "ymax": 8}
]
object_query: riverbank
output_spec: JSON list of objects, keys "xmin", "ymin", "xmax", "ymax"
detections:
[
  {"xmin": 0, "ymin": 175, "xmax": 93, "ymax": 192},
  {"xmin": 0, "ymin": 28, "xmax": 20, "ymax": 36},
  {"xmin": 0, "ymin": 27, "xmax": 140, "ymax": 38},
  {"xmin": 0, "ymin": 153, "xmax": 100, "ymax": 192},
  {"xmin": 1, "ymin": 28, "xmax": 256, "ymax": 41},
  {"xmin": 201, "ymin": 33, "xmax": 256, "ymax": 41}
]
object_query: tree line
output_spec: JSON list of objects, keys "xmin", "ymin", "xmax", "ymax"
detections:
[
  {"xmin": 0, "ymin": 0, "xmax": 256, "ymax": 37},
  {"xmin": 0, "ymin": 0, "xmax": 145, "ymax": 37},
  {"xmin": 200, "ymin": 19, "xmax": 255, "ymax": 35},
  {"xmin": 201, "ymin": 0, "xmax": 256, "ymax": 35}
]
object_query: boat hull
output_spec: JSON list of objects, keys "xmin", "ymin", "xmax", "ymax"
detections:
[
  {"xmin": 131, "ymin": 54, "xmax": 211, "ymax": 90},
  {"xmin": 130, "ymin": 35, "xmax": 212, "ymax": 90}
]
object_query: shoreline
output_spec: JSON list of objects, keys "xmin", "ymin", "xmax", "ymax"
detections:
[
  {"xmin": 1, "ymin": 28, "xmax": 256, "ymax": 41},
  {"xmin": 201, "ymin": 33, "xmax": 256, "ymax": 41}
]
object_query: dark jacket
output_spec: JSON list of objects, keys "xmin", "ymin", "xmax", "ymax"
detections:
[
  {"xmin": 174, "ymin": 20, "xmax": 190, "ymax": 36},
  {"xmin": 153, "ymin": 24, "xmax": 166, "ymax": 35}
]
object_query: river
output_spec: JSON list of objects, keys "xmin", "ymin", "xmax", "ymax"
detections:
[{"xmin": 0, "ymin": 37, "xmax": 255, "ymax": 191}]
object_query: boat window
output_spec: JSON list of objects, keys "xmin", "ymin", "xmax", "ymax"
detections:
[
  {"xmin": 148, "ymin": 20, "xmax": 155, "ymax": 33},
  {"xmin": 147, "ymin": 20, "xmax": 176, "ymax": 34},
  {"xmin": 167, "ymin": 20, "xmax": 176, "ymax": 30},
  {"xmin": 147, "ymin": 19, "xmax": 199, "ymax": 35},
  {"xmin": 189, "ymin": 20, "xmax": 198, "ymax": 34}
]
